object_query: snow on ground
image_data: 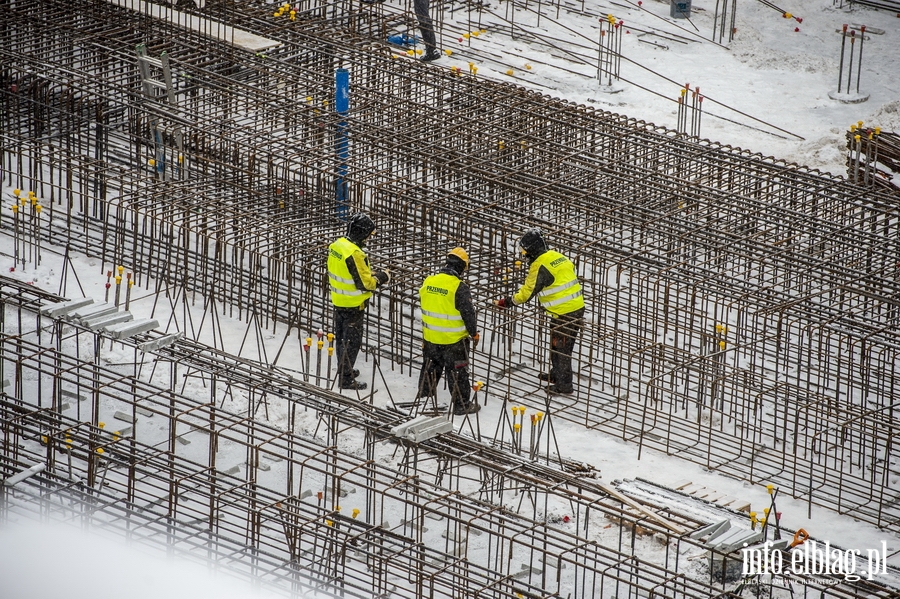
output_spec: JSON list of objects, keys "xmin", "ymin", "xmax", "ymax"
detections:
[
  {"xmin": 2, "ymin": 0, "xmax": 900, "ymax": 594},
  {"xmin": 0, "ymin": 521, "xmax": 287, "ymax": 599},
  {"xmin": 2, "ymin": 235, "xmax": 898, "ymax": 592},
  {"xmin": 428, "ymin": 0, "xmax": 899, "ymax": 176}
]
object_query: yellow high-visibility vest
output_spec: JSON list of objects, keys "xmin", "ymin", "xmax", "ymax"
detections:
[
  {"xmin": 328, "ymin": 237, "xmax": 372, "ymax": 308},
  {"xmin": 533, "ymin": 251, "xmax": 584, "ymax": 316},
  {"xmin": 419, "ymin": 273, "xmax": 467, "ymax": 344}
]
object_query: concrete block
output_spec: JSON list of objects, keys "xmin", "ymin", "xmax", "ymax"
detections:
[
  {"xmin": 690, "ymin": 519, "xmax": 730, "ymax": 540},
  {"xmin": 70, "ymin": 302, "xmax": 116, "ymax": 323},
  {"xmin": 104, "ymin": 318, "xmax": 160, "ymax": 339},
  {"xmin": 84, "ymin": 311, "xmax": 133, "ymax": 331},
  {"xmin": 40, "ymin": 297, "xmax": 94, "ymax": 318},
  {"xmin": 512, "ymin": 565, "xmax": 541, "ymax": 579},
  {"xmin": 113, "ymin": 410, "xmax": 134, "ymax": 423},
  {"xmin": 707, "ymin": 529, "xmax": 763, "ymax": 553},
  {"xmin": 60, "ymin": 389, "xmax": 85, "ymax": 402},
  {"xmin": 390, "ymin": 415, "xmax": 452, "ymax": 443},
  {"xmin": 223, "ymin": 465, "xmax": 241, "ymax": 475},
  {"xmin": 176, "ymin": 436, "xmax": 191, "ymax": 446},
  {"xmin": 136, "ymin": 407, "xmax": 154, "ymax": 418},
  {"xmin": 138, "ymin": 332, "xmax": 184, "ymax": 353},
  {"xmin": 116, "ymin": 426, "xmax": 133, "ymax": 437}
]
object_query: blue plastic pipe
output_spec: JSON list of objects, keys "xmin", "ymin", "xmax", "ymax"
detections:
[{"xmin": 335, "ymin": 68, "xmax": 350, "ymax": 221}]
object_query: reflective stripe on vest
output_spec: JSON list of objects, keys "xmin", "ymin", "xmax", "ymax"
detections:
[
  {"xmin": 534, "ymin": 251, "xmax": 584, "ymax": 315},
  {"xmin": 419, "ymin": 273, "xmax": 467, "ymax": 344},
  {"xmin": 328, "ymin": 237, "xmax": 372, "ymax": 308}
]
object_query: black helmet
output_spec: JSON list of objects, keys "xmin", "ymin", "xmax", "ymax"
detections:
[
  {"xmin": 347, "ymin": 213, "xmax": 375, "ymax": 244},
  {"xmin": 518, "ymin": 228, "xmax": 547, "ymax": 258}
]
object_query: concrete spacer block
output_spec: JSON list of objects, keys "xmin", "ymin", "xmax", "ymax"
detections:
[
  {"xmin": 84, "ymin": 311, "xmax": 133, "ymax": 331},
  {"xmin": 104, "ymin": 319, "xmax": 160, "ymax": 339},
  {"xmin": 41, "ymin": 297, "xmax": 94, "ymax": 318},
  {"xmin": 70, "ymin": 302, "xmax": 116, "ymax": 323},
  {"xmin": 113, "ymin": 410, "xmax": 134, "ymax": 423}
]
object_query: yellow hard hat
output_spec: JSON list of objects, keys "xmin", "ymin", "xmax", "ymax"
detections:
[{"xmin": 448, "ymin": 247, "xmax": 469, "ymax": 270}]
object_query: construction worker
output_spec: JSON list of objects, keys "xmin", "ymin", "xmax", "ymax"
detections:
[
  {"xmin": 418, "ymin": 247, "xmax": 480, "ymax": 415},
  {"xmin": 328, "ymin": 213, "xmax": 390, "ymax": 390},
  {"xmin": 496, "ymin": 229, "xmax": 584, "ymax": 394}
]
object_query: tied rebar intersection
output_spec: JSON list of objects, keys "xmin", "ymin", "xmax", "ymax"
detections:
[{"xmin": 1, "ymin": 0, "xmax": 899, "ymax": 596}]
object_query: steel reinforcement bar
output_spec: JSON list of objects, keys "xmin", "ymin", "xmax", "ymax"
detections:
[
  {"xmin": 1, "ymin": 0, "xmax": 898, "ymax": 536},
  {"xmin": 2, "ymin": 277, "xmax": 895, "ymax": 598}
]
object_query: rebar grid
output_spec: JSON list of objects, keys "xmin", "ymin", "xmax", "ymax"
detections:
[
  {"xmin": 1, "ymin": 0, "xmax": 899, "ymax": 541},
  {"xmin": 2, "ymin": 278, "xmax": 894, "ymax": 599}
]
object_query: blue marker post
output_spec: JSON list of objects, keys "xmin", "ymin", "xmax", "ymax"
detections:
[{"xmin": 335, "ymin": 68, "xmax": 350, "ymax": 221}]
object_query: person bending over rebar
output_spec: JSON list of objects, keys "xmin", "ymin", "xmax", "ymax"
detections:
[
  {"xmin": 496, "ymin": 229, "xmax": 585, "ymax": 395},
  {"xmin": 418, "ymin": 248, "xmax": 480, "ymax": 415},
  {"xmin": 327, "ymin": 213, "xmax": 389, "ymax": 390},
  {"xmin": 415, "ymin": 0, "xmax": 441, "ymax": 61}
]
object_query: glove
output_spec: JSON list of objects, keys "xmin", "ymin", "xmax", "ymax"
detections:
[
  {"xmin": 495, "ymin": 297, "xmax": 511, "ymax": 308},
  {"xmin": 375, "ymin": 269, "xmax": 390, "ymax": 285},
  {"xmin": 471, "ymin": 333, "xmax": 480, "ymax": 349}
]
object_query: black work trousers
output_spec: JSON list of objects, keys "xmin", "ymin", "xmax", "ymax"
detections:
[
  {"xmin": 413, "ymin": 0, "xmax": 437, "ymax": 52},
  {"xmin": 417, "ymin": 339, "xmax": 471, "ymax": 410},
  {"xmin": 549, "ymin": 308, "xmax": 584, "ymax": 392},
  {"xmin": 333, "ymin": 306, "xmax": 364, "ymax": 386}
]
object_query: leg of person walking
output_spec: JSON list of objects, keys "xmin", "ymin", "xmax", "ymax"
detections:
[
  {"xmin": 417, "ymin": 341, "xmax": 445, "ymax": 400},
  {"xmin": 414, "ymin": 0, "xmax": 439, "ymax": 60},
  {"xmin": 336, "ymin": 307, "xmax": 365, "ymax": 388},
  {"xmin": 549, "ymin": 311, "xmax": 583, "ymax": 394},
  {"xmin": 445, "ymin": 340, "xmax": 475, "ymax": 413}
]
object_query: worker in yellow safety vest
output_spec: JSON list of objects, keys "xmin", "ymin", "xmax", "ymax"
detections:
[
  {"xmin": 496, "ymin": 229, "xmax": 585, "ymax": 394},
  {"xmin": 328, "ymin": 213, "xmax": 390, "ymax": 390},
  {"xmin": 418, "ymin": 247, "xmax": 480, "ymax": 415}
]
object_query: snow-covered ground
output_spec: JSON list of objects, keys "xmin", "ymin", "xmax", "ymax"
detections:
[
  {"xmin": 0, "ymin": 521, "xmax": 286, "ymax": 599},
  {"xmin": 428, "ymin": 0, "xmax": 900, "ymax": 177},
  {"xmin": 2, "ymin": 0, "xmax": 899, "ymax": 596},
  {"xmin": 1, "ymin": 238, "xmax": 898, "ymax": 598}
]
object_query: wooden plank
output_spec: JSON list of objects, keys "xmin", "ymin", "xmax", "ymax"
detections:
[{"xmin": 599, "ymin": 483, "xmax": 687, "ymax": 535}]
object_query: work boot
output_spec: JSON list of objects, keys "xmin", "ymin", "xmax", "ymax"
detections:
[
  {"xmin": 548, "ymin": 384, "xmax": 573, "ymax": 395},
  {"xmin": 538, "ymin": 372, "xmax": 555, "ymax": 383},
  {"xmin": 452, "ymin": 401, "xmax": 481, "ymax": 415},
  {"xmin": 421, "ymin": 50, "xmax": 441, "ymax": 62},
  {"xmin": 341, "ymin": 380, "xmax": 368, "ymax": 391}
]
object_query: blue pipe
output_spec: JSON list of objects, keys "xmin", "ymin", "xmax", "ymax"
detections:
[{"xmin": 335, "ymin": 68, "xmax": 350, "ymax": 221}]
